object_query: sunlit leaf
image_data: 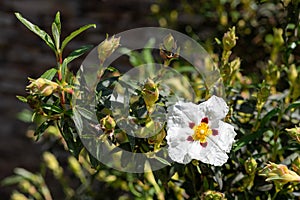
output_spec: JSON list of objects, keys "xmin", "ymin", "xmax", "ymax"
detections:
[
  {"xmin": 40, "ymin": 68, "xmax": 57, "ymax": 80},
  {"xmin": 61, "ymin": 24, "xmax": 96, "ymax": 51},
  {"xmin": 15, "ymin": 13, "xmax": 55, "ymax": 52}
]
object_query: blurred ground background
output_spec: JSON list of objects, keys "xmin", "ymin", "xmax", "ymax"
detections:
[{"xmin": 0, "ymin": 0, "xmax": 292, "ymax": 198}]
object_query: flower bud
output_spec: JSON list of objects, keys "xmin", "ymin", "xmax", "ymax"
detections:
[
  {"xmin": 222, "ymin": 26, "xmax": 238, "ymax": 51},
  {"xmin": 142, "ymin": 78, "xmax": 159, "ymax": 112},
  {"xmin": 257, "ymin": 83, "xmax": 270, "ymax": 110},
  {"xmin": 98, "ymin": 35, "xmax": 120, "ymax": 64},
  {"xmin": 160, "ymin": 33, "xmax": 179, "ymax": 60},
  {"xmin": 244, "ymin": 157, "xmax": 257, "ymax": 174},
  {"xmin": 148, "ymin": 128, "xmax": 166, "ymax": 148},
  {"xmin": 27, "ymin": 78, "xmax": 59, "ymax": 96},
  {"xmin": 100, "ymin": 115, "xmax": 116, "ymax": 131},
  {"xmin": 201, "ymin": 190, "xmax": 226, "ymax": 200},
  {"xmin": 286, "ymin": 126, "xmax": 300, "ymax": 143},
  {"xmin": 288, "ymin": 64, "xmax": 298, "ymax": 84},
  {"xmin": 259, "ymin": 162, "xmax": 300, "ymax": 185},
  {"xmin": 163, "ymin": 33, "xmax": 176, "ymax": 52}
]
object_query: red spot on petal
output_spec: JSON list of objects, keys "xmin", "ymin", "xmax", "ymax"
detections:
[
  {"xmin": 187, "ymin": 136, "xmax": 194, "ymax": 142},
  {"xmin": 200, "ymin": 142, "xmax": 207, "ymax": 147},
  {"xmin": 189, "ymin": 122, "xmax": 195, "ymax": 129},
  {"xmin": 201, "ymin": 117, "xmax": 208, "ymax": 124},
  {"xmin": 212, "ymin": 129, "xmax": 218, "ymax": 136}
]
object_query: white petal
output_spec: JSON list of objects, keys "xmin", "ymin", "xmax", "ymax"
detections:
[
  {"xmin": 167, "ymin": 101, "xmax": 202, "ymax": 128},
  {"xmin": 189, "ymin": 139, "xmax": 229, "ymax": 166},
  {"xmin": 208, "ymin": 121, "xmax": 237, "ymax": 153},
  {"xmin": 198, "ymin": 95, "xmax": 229, "ymax": 122},
  {"xmin": 166, "ymin": 126, "xmax": 194, "ymax": 164}
]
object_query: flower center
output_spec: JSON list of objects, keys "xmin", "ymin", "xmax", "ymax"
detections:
[{"xmin": 192, "ymin": 117, "xmax": 212, "ymax": 144}]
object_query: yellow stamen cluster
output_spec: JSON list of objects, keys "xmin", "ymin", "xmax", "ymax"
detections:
[{"xmin": 192, "ymin": 122, "xmax": 212, "ymax": 143}]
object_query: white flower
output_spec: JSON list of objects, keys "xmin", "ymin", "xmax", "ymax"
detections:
[{"xmin": 166, "ymin": 95, "xmax": 237, "ymax": 166}]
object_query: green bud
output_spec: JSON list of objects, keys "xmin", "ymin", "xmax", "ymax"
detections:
[
  {"xmin": 160, "ymin": 33, "xmax": 179, "ymax": 60},
  {"xmin": 288, "ymin": 64, "xmax": 298, "ymax": 84},
  {"xmin": 148, "ymin": 128, "xmax": 166, "ymax": 148},
  {"xmin": 257, "ymin": 82, "xmax": 270, "ymax": 110},
  {"xmin": 202, "ymin": 190, "xmax": 227, "ymax": 200},
  {"xmin": 286, "ymin": 126, "xmax": 300, "ymax": 143},
  {"xmin": 244, "ymin": 157, "xmax": 257, "ymax": 174},
  {"xmin": 272, "ymin": 28, "xmax": 284, "ymax": 47},
  {"xmin": 100, "ymin": 115, "xmax": 116, "ymax": 131},
  {"xmin": 98, "ymin": 35, "xmax": 120, "ymax": 64},
  {"xmin": 222, "ymin": 26, "xmax": 238, "ymax": 51},
  {"xmin": 163, "ymin": 33, "xmax": 176, "ymax": 52},
  {"xmin": 142, "ymin": 78, "xmax": 159, "ymax": 112}
]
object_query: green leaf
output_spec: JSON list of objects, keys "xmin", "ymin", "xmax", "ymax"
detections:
[
  {"xmin": 41, "ymin": 104, "xmax": 63, "ymax": 114},
  {"xmin": 54, "ymin": 12, "xmax": 61, "ymax": 34},
  {"xmin": 260, "ymin": 108, "xmax": 280, "ymax": 127},
  {"xmin": 1, "ymin": 175, "xmax": 23, "ymax": 186},
  {"xmin": 35, "ymin": 120, "xmax": 52, "ymax": 140},
  {"xmin": 40, "ymin": 68, "xmax": 57, "ymax": 80},
  {"xmin": 63, "ymin": 45, "xmax": 93, "ymax": 66},
  {"xmin": 233, "ymin": 128, "xmax": 266, "ymax": 152},
  {"xmin": 16, "ymin": 95, "xmax": 27, "ymax": 103},
  {"xmin": 15, "ymin": 13, "xmax": 55, "ymax": 52},
  {"xmin": 72, "ymin": 107, "xmax": 83, "ymax": 135},
  {"xmin": 61, "ymin": 24, "xmax": 96, "ymax": 51},
  {"xmin": 14, "ymin": 168, "xmax": 41, "ymax": 184},
  {"xmin": 285, "ymin": 101, "xmax": 300, "ymax": 113},
  {"xmin": 52, "ymin": 22, "xmax": 60, "ymax": 50},
  {"xmin": 61, "ymin": 45, "xmax": 93, "ymax": 80}
]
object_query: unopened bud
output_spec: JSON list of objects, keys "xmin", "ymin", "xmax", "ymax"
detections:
[
  {"xmin": 142, "ymin": 78, "xmax": 159, "ymax": 112},
  {"xmin": 27, "ymin": 78, "xmax": 59, "ymax": 96},
  {"xmin": 148, "ymin": 129, "xmax": 166, "ymax": 148},
  {"xmin": 160, "ymin": 33, "xmax": 179, "ymax": 60},
  {"xmin": 98, "ymin": 35, "xmax": 120, "ymax": 64},
  {"xmin": 201, "ymin": 190, "xmax": 226, "ymax": 200},
  {"xmin": 100, "ymin": 115, "xmax": 116, "ymax": 131},
  {"xmin": 222, "ymin": 26, "xmax": 238, "ymax": 51},
  {"xmin": 286, "ymin": 126, "xmax": 300, "ymax": 143},
  {"xmin": 245, "ymin": 157, "xmax": 257, "ymax": 174},
  {"xmin": 259, "ymin": 162, "xmax": 300, "ymax": 185},
  {"xmin": 288, "ymin": 64, "xmax": 298, "ymax": 84}
]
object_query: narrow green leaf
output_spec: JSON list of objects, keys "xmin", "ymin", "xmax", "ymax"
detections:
[
  {"xmin": 285, "ymin": 101, "xmax": 300, "ymax": 113},
  {"xmin": 41, "ymin": 104, "xmax": 63, "ymax": 113},
  {"xmin": 16, "ymin": 95, "xmax": 27, "ymax": 103},
  {"xmin": 72, "ymin": 108, "xmax": 83, "ymax": 135},
  {"xmin": 14, "ymin": 168, "xmax": 40, "ymax": 184},
  {"xmin": 260, "ymin": 108, "xmax": 280, "ymax": 127},
  {"xmin": 63, "ymin": 45, "xmax": 93, "ymax": 66},
  {"xmin": 15, "ymin": 13, "xmax": 55, "ymax": 52},
  {"xmin": 61, "ymin": 45, "xmax": 93, "ymax": 80},
  {"xmin": 35, "ymin": 120, "xmax": 52, "ymax": 140},
  {"xmin": 52, "ymin": 22, "xmax": 60, "ymax": 50},
  {"xmin": 233, "ymin": 128, "xmax": 266, "ymax": 152},
  {"xmin": 61, "ymin": 24, "xmax": 96, "ymax": 51},
  {"xmin": 54, "ymin": 11, "xmax": 61, "ymax": 34},
  {"xmin": 40, "ymin": 68, "xmax": 57, "ymax": 80},
  {"xmin": 1, "ymin": 175, "xmax": 23, "ymax": 186}
]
